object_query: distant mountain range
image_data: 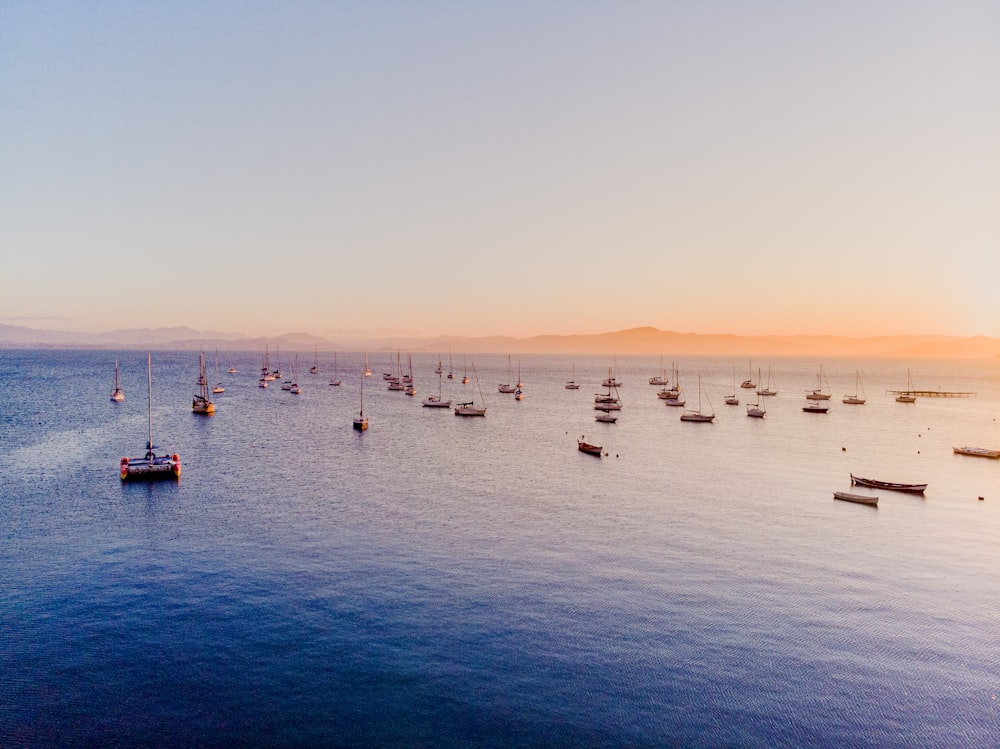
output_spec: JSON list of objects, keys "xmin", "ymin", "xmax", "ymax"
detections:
[{"xmin": 1, "ymin": 323, "xmax": 997, "ymax": 358}]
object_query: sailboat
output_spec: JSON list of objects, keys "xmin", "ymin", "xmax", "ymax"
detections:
[
  {"xmin": 461, "ymin": 355, "xmax": 470, "ymax": 384},
  {"xmin": 288, "ymin": 354, "xmax": 301, "ymax": 394},
  {"xmin": 896, "ymin": 369, "xmax": 917, "ymax": 403},
  {"xmin": 328, "ymin": 351, "xmax": 342, "ymax": 386},
  {"xmin": 387, "ymin": 350, "xmax": 405, "ymax": 390},
  {"xmin": 757, "ymin": 365, "xmax": 777, "ymax": 396},
  {"xmin": 363, "ymin": 352, "xmax": 372, "ymax": 377},
  {"xmin": 842, "ymin": 370, "xmax": 866, "ymax": 405},
  {"xmin": 212, "ymin": 349, "xmax": 225, "ymax": 394},
  {"xmin": 595, "ymin": 368, "xmax": 622, "ymax": 411},
  {"xmin": 498, "ymin": 355, "xmax": 516, "ymax": 393},
  {"xmin": 455, "ymin": 363, "xmax": 487, "ymax": 416},
  {"xmin": 309, "ymin": 345, "xmax": 319, "ymax": 375},
  {"xmin": 565, "ymin": 363, "xmax": 581, "ymax": 390},
  {"xmin": 741, "ymin": 358, "xmax": 756, "ymax": 389},
  {"xmin": 746, "ymin": 369, "xmax": 766, "ymax": 417},
  {"xmin": 805, "ymin": 364, "xmax": 831, "ymax": 400},
  {"xmin": 227, "ymin": 355, "xmax": 237, "ymax": 374},
  {"xmin": 661, "ymin": 362, "xmax": 685, "ymax": 406},
  {"xmin": 649, "ymin": 355, "xmax": 668, "ymax": 386},
  {"xmin": 262, "ymin": 346, "xmax": 276, "ymax": 381},
  {"xmin": 514, "ymin": 362, "xmax": 524, "ymax": 400},
  {"xmin": 724, "ymin": 366, "xmax": 739, "ymax": 405},
  {"xmin": 121, "ymin": 353, "xmax": 181, "ymax": 481},
  {"xmin": 110, "ymin": 358, "xmax": 125, "ymax": 402},
  {"xmin": 680, "ymin": 375, "xmax": 715, "ymax": 422},
  {"xmin": 404, "ymin": 353, "xmax": 417, "ymax": 395},
  {"xmin": 192, "ymin": 350, "xmax": 216, "ymax": 414},
  {"xmin": 434, "ymin": 357, "xmax": 443, "ymax": 375},
  {"xmin": 447, "ymin": 351, "xmax": 454, "ymax": 380},
  {"xmin": 353, "ymin": 376, "xmax": 368, "ymax": 431},
  {"xmin": 423, "ymin": 366, "xmax": 452, "ymax": 407}
]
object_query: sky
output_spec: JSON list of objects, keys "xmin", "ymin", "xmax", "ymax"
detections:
[{"xmin": 1, "ymin": 1, "xmax": 998, "ymax": 340}]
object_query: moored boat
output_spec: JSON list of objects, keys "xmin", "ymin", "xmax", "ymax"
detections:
[
  {"xmin": 121, "ymin": 354, "xmax": 181, "ymax": 482},
  {"xmin": 850, "ymin": 474, "xmax": 926, "ymax": 493},
  {"xmin": 833, "ymin": 491, "xmax": 878, "ymax": 506},
  {"xmin": 953, "ymin": 446, "xmax": 1000, "ymax": 459},
  {"xmin": 577, "ymin": 437, "xmax": 603, "ymax": 456}
]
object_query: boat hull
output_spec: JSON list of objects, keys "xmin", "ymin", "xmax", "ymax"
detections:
[
  {"xmin": 578, "ymin": 441, "xmax": 602, "ymax": 456},
  {"xmin": 953, "ymin": 446, "xmax": 1000, "ymax": 459},
  {"xmin": 121, "ymin": 455, "xmax": 181, "ymax": 482},
  {"xmin": 833, "ymin": 491, "xmax": 878, "ymax": 506},
  {"xmin": 850, "ymin": 474, "xmax": 926, "ymax": 493}
]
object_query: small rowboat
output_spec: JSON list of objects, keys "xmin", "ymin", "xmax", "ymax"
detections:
[
  {"xmin": 578, "ymin": 438, "xmax": 603, "ymax": 457},
  {"xmin": 953, "ymin": 446, "xmax": 1000, "ymax": 459},
  {"xmin": 850, "ymin": 474, "xmax": 926, "ymax": 493},
  {"xmin": 833, "ymin": 491, "xmax": 878, "ymax": 506}
]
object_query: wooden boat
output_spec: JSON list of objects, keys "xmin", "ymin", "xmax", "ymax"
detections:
[
  {"xmin": 850, "ymin": 474, "xmax": 926, "ymax": 493},
  {"xmin": 578, "ymin": 437, "xmax": 603, "ymax": 456},
  {"xmin": 833, "ymin": 491, "xmax": 878, "ymax": 506},
  {"xmin": 121, "ymin": 354, "xmax": 181, "ymax": 482},
  {"xmin": 110, "ymin": 358, "xmax": 125, "ymax": 402},
  {"xmin": 953, "ymin": 446, "xmax": 1000, "ymax": 459}
]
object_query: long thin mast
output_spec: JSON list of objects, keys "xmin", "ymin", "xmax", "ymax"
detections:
[{"xmin": 146, "ymin": 353, "xmax": 153, "ymax": 453}]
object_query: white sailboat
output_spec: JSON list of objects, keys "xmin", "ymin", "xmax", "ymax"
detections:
[
  {"xmin": 455, "ymin": 363, "xmax": 487, "ymax": 416},
  {"xmin": 724, "ymin": 366, "xmax": 739, "ymax": 405},
  {"xmin": 363, "ymin": 352, "xmax": 372, "ymax": 377},
  {"xmin": 896, "ymin": 369, "xmax": 917, "ymax": 403},
  {"xmin": 757, "ymin": 365, "xmax": 777, "ymax": 396},
  {"xmin": 212, "ymin": 349, "xmax": 225, "ymax": 394},
  {"xmin": 309, "ymin": 345, "xmax": 319, "ymax": 375},
  {"xmin": 461, "ymin": 354, "xmax": 470, "ymax": 385},
  {"xmin": 110, "ymin": 358, "xmax": 125, "ymax": 402},
  {"xmin": 740, "ymin": 358, "xmax": 756, "ymax": 389},
  {"xmin": 746, "ymin": 368, "xmax": 766, "ymax": 417},
  {"xmin": 660, "ymin": 362, "xmax": 685, "ymax": 406},
  {"xmin": 120, "ymin": 353, "xmax": 181, "ymax": 482},
  {"xmin": 595, "ymin": 368, "xmax": 622, "ymax": 411},
  {"xmin": 498, "ymin": 355, "xmax": 516, "ymax": 393},
  {"xmin": 329, "ymin": 352, "xmax": 342, "ymax": 386},
  {"xmin": 805, "ymin": 364, "xmax": 831, "ymax": 400},
  {"xmin": 447, "ymin": 351, "xmax": 454, "ymax": 380},
  {"xmin": 842, "ymin": 369, "xmax": 866, "ymax": 405},
  {"xmin": 192, "ymin": 350, "xmax": 216, "ymax": 414},
  {"xmin": 565, "ymin": 363, "xmax": 581, "ymax": 390},
  {"xmin": 423, "ymin": 367, "xmax": 452, "ymax": 408},
  {"xmin": 649, "ymin": 355, "xmax": 668, "ymax": 386},
  {"xmin": 680, "ymin": 375, "xmax": 715, "ymax": 422}
]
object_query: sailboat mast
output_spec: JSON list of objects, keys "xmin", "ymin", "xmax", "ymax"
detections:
[{"xmin": 146, "ymin": 353, "xmax": 153, "ymax": 452}]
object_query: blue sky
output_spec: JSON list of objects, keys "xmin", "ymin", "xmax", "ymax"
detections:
[{"xmin": 2, "ymin": 1, "xmax": 998, "ymax": 338}]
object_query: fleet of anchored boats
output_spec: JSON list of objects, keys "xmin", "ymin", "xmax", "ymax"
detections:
[{"xmin": 114, "ymin": 355, "xmax": 992, "ymax": 484}]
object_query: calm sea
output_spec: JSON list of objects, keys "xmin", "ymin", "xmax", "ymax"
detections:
[{"xmin": 2, "ymin": 349, "xmax": 998, "ymax": 747}]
